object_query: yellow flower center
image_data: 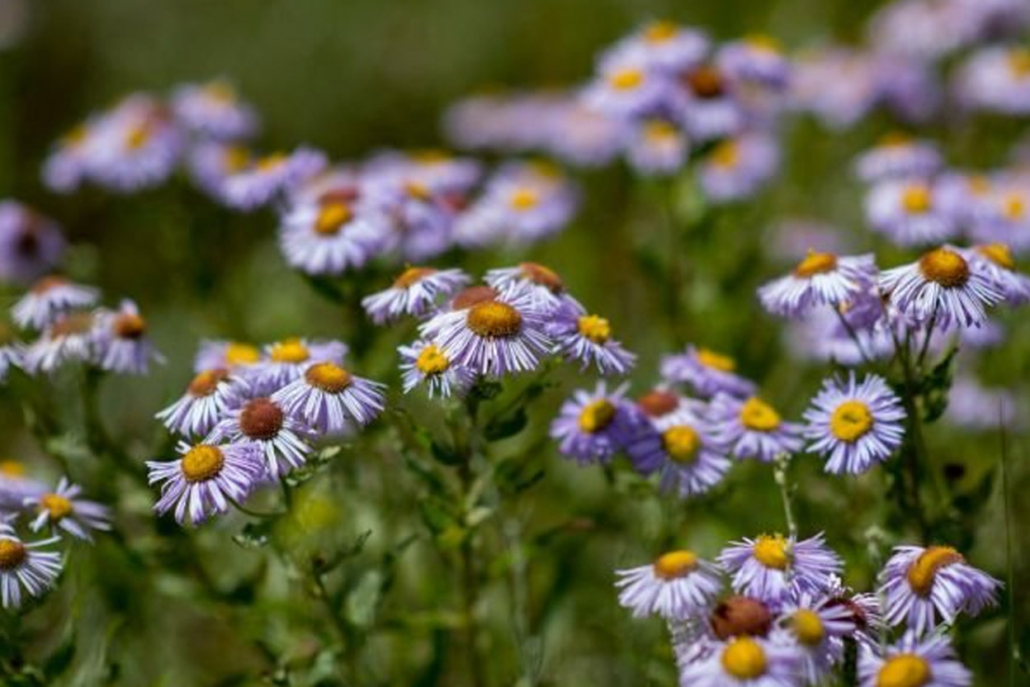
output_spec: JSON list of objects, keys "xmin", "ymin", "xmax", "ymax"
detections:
[
  {"xmin": 643, "ymin": 20, "xmax": 678, "ymax": 43},
  {"xmin": 918, "ymin": 248, "xmax": 970, "ymax": 288},
  {"xmin": 315, "ymin": 201, "xmax": 352, "ymax": 235},
  {"xmin": 830, "ymin": 400, "xmax": 873, "ymax": 443},
  {"xmin": 1003, "ymin": 193, "xmax": 1026, "ymax": 220},
  {"xmin": 0, "ymin": 460, "xmax": 25, "ymax": 477},
  {"xmin": 188, "ymin": 369, "xmax": 229, "ymax": 397},
  {"xmin": 1008, "ymin": 48, "xmax": 1030, "ymax": 77},
  {"xmin": 270, "ymin": 338, "xmax": 310, "ymax": 364},
  {"xmin": 578, "ymin": 399, "xmax": 617, "ymax": 433},
  {"xmin": 125, "ymin": 125, "xmax": 151, "ymax": 150},
  {"xmin": 519, "ymin": 262, "xmax": 564, "ymax": 292},
  {"xmin": 740, "ymin": 397, "xmax": 781, "ymax": 432},
  {"xmin": 721, "ymin": 637, "xmax": 768, "ymax": 679},
  {"xmin": 393, "ymin": 266, "xmax": 437, "ymax": 288},
  {"xmin": 225, "ymin": 342, "xmax": 261, "ymax": 365},
  {"xmin": 577, "ymin": 315, "xmax": 611, "ymax": 344},
  {"xmin": 966, "ymin": 175, "xmax": 991, "ymax": 196},
  {"xmin": 877, "ymin": 654, "xmax": 932, "ymax": 687},
  {"xmin": 879, "ymin": 131, "xmax": 911, "ymax": 147},
  {"xmin": 0, "ymin": 539, "xmax": 26, "ymax": 571},
  {"xmin": 224, "ymin": 146, "xmax": 251, "ymax": 173},
  {"xmin": 794, "ymin": 250, "xmax": 839, "ymax": 278},
  {"xmin": 652, "ymin": 550, "xmax": 699, "ymax": 579},
  {"xmin": 752, "ymin": 534, "xmax": 790, "ymax": 570},
  {"xmin": 697, "ymin": 348, "xmax": 736, "ymax": 371},
  {"xmin": 181, "ymin": 445, "xmax": 225, "ymax": 483},
  {"xmin": 710, "ymin": 140, "xmax": 739, "ymax": 169},
  {"xmin": 40, "ymin": 493, "xmax": 73, "ymax": 521},
  {"xmin": 906, "ymin": 546, "xmax": 965, "ymax": 596},
  {"xmin": 791, "ymin": 609, "xmax": 825, "ymax": 646},
  {"xmin": 509, "ymin": 188, "xmax": 540, "ymax": 211},
  {"xmin": 643, "ymin": 119, "xmax": 679, "ymax": 141},
  {"xmin": 466, "ymin": 301, "xmax": 522, "ymax": 338},
  {"xmin": 405, "ymin": 181, "xmax": 432, "ymax": 201},
  {"xmin": 745, "ymin": 33, "xmax": 781, "ymax": 53},
  {"xmin": 257, "ymin": 152, "xmax": 287, "ymax": 171},
  {"xmin": 901, "ymin": 184, "xmax": 932, "ymax": 214},
  {"xmin": 415, "ymin": 344, "xmax": 450, "ymax": 376},
  {"xmin": 609, "ymin": 67, "xmax": 645, "ymax": 91},
  {"xmin": 662, "ymin": 426, "xmax": 701, "ymax": 464},
  {"xmin": 977, "ymin": 243, "xmax": 1015, "ymax": 270},
  {"xmin": 304, "ymin": 362, "xmax": 353, "ymax": 394}
]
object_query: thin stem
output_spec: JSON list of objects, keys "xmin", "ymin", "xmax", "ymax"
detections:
[
  {"xmin": 773, "ymin": 454, "xmax": 797, "ymax": 540},
  {"xmin": 313, "ymin": 571, "xmax": 357, "ymax": 686},
  {"xmin": 832, "ymin": 308, "xmax": 873, "ymax": 365},
  {"xmin": 453, "ymin": 393, "xmax": 486, "ymax": 687},
  {"xmin": 914, "ymin": 304, "xmax": 940, "ymax": 372},
  {"xmin": 895, "ymin": 334, "xmax": 932, "ymax": 542},
  {"xmin": 1000, "ymin": 405, "xmax": 1018, "ymax": 687}
]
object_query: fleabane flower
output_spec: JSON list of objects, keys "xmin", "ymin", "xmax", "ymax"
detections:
[
  {"xmin": 615, "ymin": 548, "xmax": 724, "ymax": 620},
  {"xmin": 156, "ymin": 368, "xmax": 250, "ymax": 437},
  {"xmin": 673, "ymin": 64, "xmax": 746, "ymax": 143},
  {"xmin": 398, "ymin": 340, "xmax": 475, "ymax": 399},
  {"xmin": 584, "ymin": 49, "xmax": 671, "ymax": 117},
  {"xmin": 170, "ymin": 79, "xmax": 259, "ymax": 140},
  {"xmin": 698, "ymin": 133, "xmax": 780, "ymax": 203},
  {"xmin": 208, "ymin": 397, "xmax": 312, "ymax": 480},
  {"xmin": 610, "ymin": 20, "xmax": 709, "ymax": 73},
  {"xmin": 0, "ymin": 201, "xmax": 66, "ymax": 284},
  {"xmin": 803, "ymin": 373, "xmax": 905, "ymax": 474},
  {"xmin": 660, "ymin": 345, "xmax": 756, "ymax": 399},
  {"xmin": 758, "ymin": 251, "xmax": 876, "ymax": 318},
  {"xmin": 85, "ymin": 95, "xmax": 184, "ymax": 193},
  {"xmin": 858, "ymin": 631, "xmax": 971, "ymax": 687},
  {"xmin": 879, "ymin": 545, "xmax": 1001, "ymax": 635},
  {"xmin": 23, "ymin": 478, "xmax": 111, "ymax": 541},
  {"xmin": 853, "ymin": 134, "xmax": 942, "ymax": 183},
  {"xmin": 251, "ymin": 338, "xmax": 348, "ymax": 393},
  {"xmin": 879, "ymin": 246, "xmax": 1002, "ymax": 329},
  {"xmin": 0, "ymin": 524, "xmax": 62, "ymax": 609},
  {"xmin": 12, "ymin": 276, "xmax": 99, "ymax": 330},
  {"xmin": 147, "ymin": 441, "xmax": 264, "ymax": 525},
  {"xmin": 716, "ymin": 35, "xmax": 791, "ymax": 90},
  {"xmin": 959, "ymin": 243, "xmax": 1030, "ymax": 305},
  {"xmin": 484, "ymin": 262, "xmax": 580, "ymax": 313},
  {"xmin": 677, "ymin": 635, "xmax": 800, "ymax": 687},
  {"xmin": 774, "ymin": 594, "xmax": 856, "ymax": 684},
  {"xmin": 954, "ymin": 45, "xmax": 1030, "ymax": 115},
  {"xmin": 22, "ymin": 311, "xmax": 98, "ymax": 374},
  {"xmin": 625, "ymin": 118, "xmax": 689, "ymax": 176},
  {"xmin": 271, "ymin": 361, "xmax": 385, "ymax": 434},
  {"xmin": 709, "ymin": 394, "xmax": 804, "ymax": 463},
  {"xmin": 865, "ymin": 178, "xmax": 959, "ymax": 246},
  {"xmin": 547, "ymin": 302, "xmax": 635, "ymax": 375},
  {"xmin": 221, "ymin": 147, "xmax": 327, "ymax": 210},
  {"xmin": 92, "ymin": 299, "xmax": 162, "ymax": 374},
  {"xmin": 362, "ymin": 267, "xmax": 470, "ymax": 324},
  {"xmin": 718, "ymin": 533, "xmax": 843, "ymax": 602},
  {"xmin": 549, "ymin": 382, "xmax": 643, "ymax": 465},
  {"xmin": 194, "ymin": 339, "xmax": 263, "ymax": 374}
]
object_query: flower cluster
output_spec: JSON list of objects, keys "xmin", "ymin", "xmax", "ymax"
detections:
[{"xmin": 148, "ymin": 337, "xmax": 385, "ymax": 524}]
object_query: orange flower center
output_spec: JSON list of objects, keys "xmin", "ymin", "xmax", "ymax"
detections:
[
  {"xmin": 466, "ymin": 301, "xmax": 522, "ymax": 338},
  {"xmin": 304, "ymin": 362, "xmax": 353, "ymax": 393},
  {"xmin": 181, "ymin": 445, "xmax": 225, "ymax": 483},
  {"xmin": 918, "ymin": 248, "xmax": 969, "ymax": 288},
  {"xmin": 652, "ymin": 550, "xmax": 699, "ymax": 579}
]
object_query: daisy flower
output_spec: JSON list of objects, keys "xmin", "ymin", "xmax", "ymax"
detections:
[
  {"xmin": 484, "ymin": 262, "xmax": 578, "ymax": 313},
  {"xmin": 718, "ymin": 532, "xmax": 843, "ymax": 602},
  {"xmin": 853, "ymin": 134, "xmax": 942, "ymax": 183},
  {"xmin": 208, "ymin": 397, "xmax": 312, "ymax": 479},
  {"xmin": 12, "ymin": 276, "xmax": 99, "ymax": 330},
  {"xmin": 42, "ymin": 122, "xmax": 97, "ymax": 193},
  {"xmin": 803, "ymin": 373, "xmax": 906, "ymax": 474},
  {"xmin": 186, "ymin": 141, "xmax": 254, "ymax": 199},
  {"xmin": 86, "ymin": 95, "xmax": 184, "ymax": 193},
  {"xmin": 549, "ymin": 382, "xmax": 643, "ymax": 465},
  {"xmin": 709, "ymin": 394, "xmax": 804, "ymax": 463},
  {"xmin": 155, "ymin": 368, "xmax": 251, "ymax": 437},
  {"xmin": 272, "ymin": 361, "xmax": 385, "ymax": 434},
  {"xmin": 716, "ymin": 35, "xmax": 791, "ymax": 90},
  {"xmin": 22, "ymin": 311, "xmax": 97, "ymax": 374},
  {"xmin": 221, "ymin": 147, "xmax": 327, "ymax": 210},
  {"xmin": 969, "ymin": 186, "xmax": 1030, "ymax": 253},
  {"xmin": 251, "ymin": 338, "xmax": 348, "ymax": 393},
  {"xmin": 398, "ymin": 340, "xmax": 475, "ymax": 399},
  {"xmin": 774, "ymin": 594, "xmax": 856, "ymax": 684},
  {"xmin": 758, "ymin": 251, "xmax": 877, "ymax": 318},
  {"xmin": 193, "ymin": 339, "xmax": 263, "ymax": 374},
  {"xmin": 546, "ymin": 302, "xmax": 635, "ymax": 375},
  {"xmin": 879, "ymin": 246, "xmax": 1002, "ymax": 329},
  {"xmin": 544, "ymin": 100, "xmax": 627, "ymax": 169},
  {"xmin": 362, "ymin": 267, "xmax": 470, "ymax": 324},
  {"xmin": 615, "ymin": 548, "xmax": 724, "ymax": 619},
  {"xmin": 960, "ymin": 243, "xmax": 1030, "ymax": 305},
  {"xmin": 879, "ymin": 545, "xmax": 1001, "ymax": 635},
  {"xmin": 865, "ymin": 178, "xmax": 960, "ymax": 246},
  {"xmin": 583, "ymin": 49, "xmax": 671, "ymax": 117},
  {"xmin": 954, "ymin": 45, "xmax": 1030, "ymax": 115},
  {"xmin": 147, "ymin": 441, "xmax": 264, "ymax": 525},
  {"xmin": 634, "ymin": 387, "xmax": 710, "ymax": 424},
  {"xmin": 859, "ymin": 631, "xmax": 971, "ymax": 687},
  {"xmin": 0, "ymin": 464, "xmax": 47, "ymax": 512},
  {"xmin": 0, "ymin": 524, "xmax": 62, "ymax": 609},
  {"xmin": 92, "ymin": 299, "xmax": 162, "ymax": 374},
  {"xmin": 627, "ymin": 405, "xmax": 732, "ymax": 497},
  {"xmin": 625, "ymin": 118, "xmax": 689, "ymax": 176},
  {"xmin": 677, "ymin": 635, "xmax": 800, "ymax": 687},
  {"xmin": 673, "ymin": 64, "xmax": 746, "ymax": 143},
  {"xmin": 698, "ymin": 133, "xmax": 779, "ymax": 203},
  {"xmin": 170, "ymin": 79, "xmax": 259, "ymax": 140},
  {"xmin": 611, "ymin": 20, "xmax": 709, "ymax": 73},
  {"xmin": 660, "ymin": 345, "xmax": 756, "ymax": 399},
  {"xmin": 23, "ymin": 478, "xmax": 111, "ymax": 541},
  {"xmin": 0, "ymin": 201, "xmax": 65, "ymax": 284}
]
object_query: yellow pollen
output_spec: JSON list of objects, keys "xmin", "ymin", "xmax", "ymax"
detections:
[
  {"xmin": 791, "ymin": 609, "xmax": 825, "ymax": 646},
  {"xmin": 203, "ymin": 81, "xmax": 237, "ymax": 102},
  {"xmin": 643, "ymin": 20, "xmax": 678, "ymax": 43},
  {"xmin": 907, "ymin": 546, "xmax": 965, "ymax": 596},
  {"xmin": 745, "ymin": 33, "xmax": 781, "ymax": 53},
  {"xmin": 662, "ymin": 426, "xmax": 701, "ymax": 464},
  {"xmin": 187, "ymin": 368, "xmax": 228, "ymax": 397},
  {"xmin": 315, "ymin": 201, "xmax": 352, "ymax": 235},
  {"xmin": 415, "ymin": 344, "xmax": 450, "ymax": 376},
  {"xmin": 966, "ymin": 175, "xmax": 991, "ymax": 196},
  {"xmin": 519, "ymin": 262, "xmax": 564, "ymax": 292},
  {"xmin": 40, "ymin": 493, "xmax": 73, "ymax": 521},
  {"xmin": 740, "ymin": 397, "xmax": 781, "ymax": 432},
  {"xmin": 653, "ymin": 550, "xmax": 699, "ymax": 579},
  {"xmin": 711, "ymin": 140, "xmax": 739, "ymax": 169},
  {"xmin": 578, "ymin": 399, "xmax": 617, "ymax": 433},
  {"xmin": 1003, "ymin": 193, "xmax": 1026, "ymax": 220},
  {"xmin": 643, "ymin": 119, "xmax": 679, "ymax": 141},
  {"xmin": 225, "ymin": 342, "xmax": 261, "ymax": 365},
  {"xmin": 1008, "ymin": 48, "xmax": 1030, "ymax": 77},
  {"xmin": 466, "ymin": 301, "xmax": 522, "ymax": 338},
  {"xmin": 181, "ymin": 445, "xmax": 225, "ymax": 483},
  {"xmin": 412, "ymin": 148, "xmax": 450, "ymax": 163},
  {"xmin": 918, "ymin": 248, "xmax": 970, "ymax": 288},
  {"xmin": 901, "ymin": 184, "xmax": 932, "ymax": 214},
  {"xmin": 877, "ymin": 654, "xmax": 932, "ymax": 687},
  {"xmin": 794, "ymin": 250, "xmax": 838, "ymax": 278},
  {"xmin": 224, "ymin": 146, "xmax": 251, "ymax": 173},
  {"xmin": 113, "ymin": 313, "xmax": 147, "ymax": 339},
  {"xmin": 270, "ymin": 338, "xmax": 310, "ymax": 364},
  {"xmin": 257, "ymin": 152, "xmax": 287, "ymax": 170},
  {"xmin": 609, "ymin": 67, "xmax": 644, "ymax": 91},
  {"xmin": 697, "ymin": 348, "xmax": 736, "ymax": 372},
  {"xmin": 752, "ymin": 534, "xmax": 790, "ymax": 570},
  {"xmin": 0, "ymin": 460, "xmax": 25, "ymax": 477},
  {"xmin": 509, "ymin": 188, "xmax": 540, "ymax": 211},
  {"xmin": 0, "ymin": 539, "xmax": 26, "ymax": 571},
  {"xmin": 577, "ymin": 315, "xmax": 611, "ymax": 344},
  {"xmin": 830, "ymin": 400, "xmax": 873, "ymax": 443},
  {"xmin": 879, "ymin": 131, "xmax": 911, "ymax": 147},
  {"xmin": 405, "ymin": 181, "xmax": 432, "ymax": 201},
  {"xmin": 393, "ymin": 266, "xmax": 437, "ymax": 288},
  {"xmin": 125, "ymin": 125, "xmax": 151, "ymax": 150},
  {"xmin": 721, "ymin": 637, "xmax": 768, "ymax": 679},
  {"xmin": 304, "ymin": 362, "xmax": 353, "ymax": 394},
  {"xmin": 977, "ymin": 243, "xmax": 1015, "ymax": 270}
]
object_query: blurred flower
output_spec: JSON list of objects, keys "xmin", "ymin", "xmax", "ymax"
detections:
[
  {"xmin": 673, "ymin": 64, "xmax": 746, "ymax": 142},
  {"xmin": 272, "ymin": 361, "xmax": 385, "ymax": 434},
  {"xmin": 484, "ymin": 262, "xmax": 578, "ymax": 313},
  {"xmin": 550, "ymin": 382, "xmax": 641, "ymax": 465},
  {"xmin": 698, "ymin": 133, "xmax": 779, "ymax": 203},
  {"xmin": 774, "ymin": 594, "xmax": 855, "ymax": 684},
  {"xmin": 398, "ymin": 340, "xmax": 475, "ymax": 399},
  {"xmin": 156, "ymin": 368, "xmax": 251, "ymax": 437},
  {"xmin": 0, "ymin": 523, "xmax": 62, "ymax": 609},
  {"xmin": 0, "ymin": 323, "xmax": 23, "ymax": 382},
  {"xmin": 854, "ymin": 134, "xmax": 942, "ymax": 183},
  {"xmin": 661, "ymin": 345, "xmax": 756, "ymax": 399},
  {"xmin": 221, "ymin": 146, "xmax": 327, "ymax": 210},
  {"xmin": 615, "ymin": 548, "xmax": 723, "ymax": 619},
  {"xmin": 209, "ymin": 397, "xmax": 312, "ymax": 479},
  {"xmin": 363, "ymin": 267, "xmax": 470, "ymax": 325},
  {"xmin": 709, "ymin": 394, "xmax": 804, "ymax": 462},
  {"xmin": 583, "ymin": 48, "xmax": 671, "ymax": 117},
  {"xmin": 92, "ymin": 299, "xmax": 162, "ymax": 375},
  {"xmin": 625, "ymin": 118, "xmax": 689, "ymax": 176},
  {"xmin": 865, "ymin": 177, "xmax": 960, "ymax": 246},
  {"xmin": 12, "ymin": 276, "xmax": 98, "ymax": 331},
  {"xmin": 0, "ymin": 464, "xmax": 46, "ymax": 511},
  {"xmin": 171, "ymin": 79, "xmax": 259, "ymax": 140},
  {"xmin": 607, "ymin": 20, "xmax": 709, "ymax": 74},
  {"xmin": 678, "ymin": 635, "xmax": 800, "ymax": 687},
  {"xmin": 23, "ymin": 478, "xmax": 111, "ymax": 541},
  {"xmin": 959, "ymin": 243, "xmax": 1030, "ymax": 304},
  {"xmin": 719, "ymin": 532, "xmax": 842, "ymax": 602},
  {"xmin": 251, "ymin": 338, "xmax": 348, "ymax": 393},
  {"xmin": 791, "ymin": 48, "xmax": 880, "ymax": 130},
  {"xmin": 859, "ymin": 631, "xmax": 971, "ymax": 687},
  {"xmin": 547, "ymin": 301, "xmax": 635, "ymax": 375},
  {"xmin": 86, "ymin": 95, "xmax": 184, "ymax": 193},
  {"xmin": 954, "ymin": 46, "xmax": 1030, "ymax": 115},
  {"xmin": 758, "ymin": 251, "xmax": 876, "ymax": 318},
  {"xmin": 194, "ymin": 339, "xmax": 262, "ymax": 374},
  {"xmin": 944, "ymin": 376, "xmax": 1022, "ymax": 431},
  {"xmin": 716, "ymin": 35, "xmax": 791, "ymax": 90},
  {"xmin": 0, "ymin": 202, "xmax": 65, "ymax": 285},
  {"xmin": 22, "ymin": 311, "xmax": 97, "ymax": 374}
]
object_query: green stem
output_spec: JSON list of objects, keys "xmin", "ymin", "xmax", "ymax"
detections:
[
  {"xmin": 1000, "ymin": 408, "xmax": 1019, "ymax": 687},
  {"xmin": 773, "ymin": 454, "xmax": 797, "ymax": 540}
]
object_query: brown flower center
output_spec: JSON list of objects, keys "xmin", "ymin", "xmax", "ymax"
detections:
[
  {"xmin": 239, "ymin": 398, "xmax": 285, "ymax": 440},
  {"xmin": 188, "ymin": 369, "xmax": 229, "ymax": 397}
]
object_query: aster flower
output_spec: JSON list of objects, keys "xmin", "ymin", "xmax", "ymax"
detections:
[
  {"xmin": 803, "ymin": 373, "xmax": 905, "ymax": 474},
  {"xmin": 677, "ymin": 635, "xmax": 800, "ymax": 687},
  {"xmin": 879, "ymin": 246, "xmax": 1002, "ymax": 329},
  {"xmin": 147, "ymin": 441, "xmax": 264, "ymax": 525},
  {"xmin": 546, "ymin": 301, "xmax": 635, "ymax": 375},
  {"xmin": 791, "ymin": 48, "xmax": 880, "ymax": 130},
  {"xmin": 609, "ymin": 20, "xmax": 709, "ymax": 73},
  {"xmin": 865, "ymin": 178, "xmax": 959, "ymax": 246},
  {"xmin": 615, "ymin": 548, "xmax": 724, "ymax": 619},
  {"xmin": 155, "ymin": 368, "xmax": 251, "ymax": 437},
  {"xmin": 549, "ymin": 382, "xmax": 644, "ymax": 465},
  {"xmin": 716, "ymin": 35, "xmax": 791, "ymax": 90},
  {"xmin": 221, "ymin": 147, "xmax": 327, "ymax": 210},
  {"xmin": 272, "ymin": 361, "xmax": 385, "ymax": 434},
  {"xmin": 170, "ymin": 79, "xmax": 259, "ymax": 140},
  {"xmin": 880, "ymin": 545, "xmax": 1001, "ymax": 635},
  {"xmin": 362, "ymin": 176, "xmax": 457, "ymax": 262},
  {"xmin": 954, "ymin": 46, "xmax": 1030, "ymax": 115},
  {"xmin": 398, "ymin": 340, "xmax": 475, "ymax": 399},
  {"xmin": 12, "ymin": 276, "xmax": 99, "ymax": 330},
  {"xmin": 251, "ymin": 338, "xmax": 348, "ymax": 393},
  {"xmin": 758, "ymin": 251, "xmax": 877, "ymax": 318},
  {"xmin": 625, "ymin": 118, "xmax": 689, "ymax": 176},
  {"xmin": 193, "ymin": 339, "xmax": 263, "ymax": 374},
  {"xmin": 583, "ymin": 48, "xmax": 671, "ymax": 117},
  {"xmin": 718, "ymin": 532, "xmax": 843, "ymax": 602},
  {"xmin": 673, "ymin": 64, "xmax": 746, "ymax": 143},
  {"xmin": 186, "ymin": 141, "xmax": 254, "ymax": 199},
  {"xmin": 85, "ymin": 95, "xmax": 184, "ymax": 193},
  {"xmin": 0, "ymin": 323, "xmax": 24, "ymax": 382},
  {"xmin": 22, "ymin": 311, "xmax": 98, "ymax": 374},
  {"xmin": 92, "ymin": 299, "xmax": 162, "ymax": 374},
  {"xmin": 23, "ymin": 478, "xmax": 111, "ymax": 541},
  {"xmin": 0, "ymin": 464, "xmax": 47, "ymax": 511},
  {"xmin": 0, "ymin": 201, "xmax": 65, "ymax": 284},
  {"xmin": 959, "ymin": 243, "xmax": 1030, "ymax": 305},
  {"xmin": 0, "ymin": 524, "xmax": 62, "ymax": 609},
  {"xmin": 484, "ymin": 262, "xmax": 579, "ymax": 313},
  {"xmin": 426, "ymin": 286, "xmax": 552, "ymax": 377},
  {"xmin": 773, "ymin": 593, "xmax": 856, "ymax": 684},
  {"xmin": 709, "ymin": 394, "xmax": 804, "ymax": 463},
  {"xmin": 543, "ymin": 100, "xmax": 627, "ymax": 168},
  {"xmin": 362, "ymin": 267, "xmax": 470, "ymax": 324},
  {"xmin": 821, "ymin": 574, "xmax": 885, "ymax": 648},
  {"xmin": 859, "ymin": 631, "xmax": 971, "ymax": 687},
  {"xmin": 628, "ymin": 406, "xmax": 732, "ymax": 497},
  {"xmin": 660, "ymin": 345, "xmax": 756, "ymax": 399},
  {"xmin": 42, "ymin": 122, "xmax": 97, "ymax": 193},
  {"xmin": 698, "ymin": 133, "xmax": 779, "ymax": 203},
  {"xmin": 208, "ymin": 397, "xmax": 312, "ymax": 479},
  {"xmin": 853, "ymin": 134, "xmax": 942, "ymax": 182},
  {"xmin": 363, "ymin": 149, "xmax": 481, "ymax": 196}
]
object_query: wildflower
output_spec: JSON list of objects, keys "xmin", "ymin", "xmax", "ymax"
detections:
[
  {"xmin": 155, "ymin": 368, "xmax": 250, "ymax": 437},
  {"xmin": 944, "ymin": 376, "xmax": 1022, "ymax": 431},
  {"xmin": 272, "ymin": 361, "xmax": 385, "ymax": 434},
  {"xmin": 0, "ymin": 524, "xmax": 62, "ymax": 609},
  {"xmin": 12, "ymin": 276, "xmax": 99, "ymax": 330},
  {"xmin": 609, "ymin": 20, "xmax": 709, "ymax": 73},
  {"xmin": 660, "ymin": 345, "xmax": 756, "ymax": 399},
  {"xmin": 717, "ymin": 35, "xmax": 791, "ymax": 90},
  {"xmin": 625, "ymin": 118, "xmax": 689, "ymax": 176},
  {"xmin": 193, "ymin": 339, "xmax": 263, "ymax": 374},
  {"xmin": 758, "ymin": 252, "xmax": 876, "ymax": 318},
  {"xmin": 362, "ymin": 267, "xmax": 470, "ymax": 324},
  {"xmin": 23, "ymin": 478, "xmax": 111, "ymax": 541},
  {"xmin": 718, "ymin": 532, "xmax": 843, "ymax": 602},
  {"xmin": 484, "ymin": 262, "xmax": 578, "ymax": 313},
  {"xmin": 544, "ymin": 101, "xmax": 627, "ymax": 168},
  {"xmin": 954, "ymin": 46, "xmax": 1030, "ymax": 115},
  {"xmin": 398, "ymin": 340, "xmax": 474, "ymax": 399},
  {"xmin": 615, "ymin": 548, "xmax": 724, "ymax": 619},
  {"xmin": 547, "ymin": 301, "xmax": 635, "ymax": 375},
  {"xmin": 170, "ymin": 79, "xmax": 259, "ymax": 140},
  {"xmin": 0, "ymin": 323, "xmax": 24, "ymax": 382},
  {"xmin": 803, "ymin": 373, "xmax": 905, "ymax": 474},
  {"xmin": 221, "ymin": 146, "xmax": 327, "ymax": 210},
  {"xmin": 698, "ymin": 133, "xmax": 780, "ymax": 203},
  {"xmin": 629, "ymin": 408, "xmax": 733, "ymax": 497},
  {"xmin": 880, "ymin": 545, "xmax": 1000, "ymax": 635},
  {"xmin": 209, "ymin": 397, "xmax": 312, "ymax": 479},
  {"xmin": 709, "ymin": 394, "xmax": 804, "ymax": 463},
  {"xmin": 549, "ymin": 382, "xmax": 643, "ymax": 465},
  {"xmin": 0, "ymin": 463, "xmax": 46, "ymax": 511},
  {"xmin": 960, "ymin": 243, "xmax": 1030, "ymax": 305},
  {"xmin": 93, "ymin": 299, "xmax": 162, "ymax": 374},
  {"xmin": 853, "ymin": 134, "xmax": 942, "ymax": 182},
  {"xmin": 22, "ymin": 311, "xmax": 97, "ymax": 374},
  {"xmin": 147, "ymin": 442, "xmax": 264, "ymax": 525},
  {"xmin": 774, "ymin": 594, "xmax": 857, "ymax": 684},
  {"xmin": 968, "ymin": 186, "xmax": 1030, "ymax": 253},
  {"xmin": 584, "ymin": 48, "xmax": 671, "ymax": 117},
  {"xmin": 42, "ymin": 121, "xmax": 97, "ymax": 193},
  {"xmin": 859, "ymin": 631, "xmax": 971, "ymax": 687},
  {"xmin": 0, "ymin": 201, "xmax": 65, "ymax": 284},
  {"xmin": 251, "ymin": 338, "xmax": 348, "ymax": 393},
  {"xmin": 678, "ymin": 635, "xmax": 800, "ymax": 687},
  {"xmin": 186, "ymin": 141, "xmax": 254, "ymax": 199},
  {"xmin": 673, "ymin": 64, "xmax": 746, "ymax": 142},
  {"xmin": 865, "ymin": 178, "xmax": 960, "ymax": 246},
  {"xmin": 86, "ymin": 95, "xmax": 184, "ymax": 193}
]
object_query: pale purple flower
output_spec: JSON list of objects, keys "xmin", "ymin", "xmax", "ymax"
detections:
[
  {"xmin": 625, "ymin": 118, "xmax": 689, "ymax": 176},
  {"xmin": 719, "ymin": 532, "xmax": 843, "ymax": 603},
  {"xmin": 23, "ymin": 478, "xmax": 111, "ymax": 541},
  {"xmin": 0, "ymin": 524, "xmax": 62, "ymax": 609},
  {"xmin": 271, "ymin": 361, "xmax": 385, "ymax": 434},
  {"xmin": 398, "ymin": 340, "xmax": 475, "ymax": 399},
  {"xmin": 171, "ymin": 80, "xmax": 259, "ymax": 140},
  {"xmin": 717, "ymin": 36, "xmax": 791, "ymax": 90},
  {"xmin": 549, "ymin": 382, "xmax": 641, "ymax": 465},
  {"xmin": 661, "ymin": 345, "xmax": 756, "ymax": 399},
  {"xmin": 615, "ymin": 548, "xmax": 724, "ymax": 619},
  {"xmin": 959, "ymin": 243, "xmax": 1030, "ymax": 304},
  {"xmin": 221, "ymin": 147, "xmax": 327, "ymax": 210},
  {"xmin": 362, "ymin": 267, "xmax": 470, "ymax": 324},
  {"xmin": 606, "ymin": 20, "xmax": 709, "ymax": 74},
  {"xmin": 759, "ymin": 252, "xmax": 876, "ymax": 318},
  {"xmin": 12, "ymin": 276, "xmax": 99, "ymax": 330},
  {"xmin": 773, "ymin": 593, "xmax": 856, "ymax": 684},
  {"xmin": 546, "ymin": 301, "xmax": 635, "ymax": 375},
  {"xmin": 953, "ymin": 45, "xmax": 1030, "ymax": 115},
  {"xmin": 156, "ymin": 368, "xmax": 251, "ymax": 438},
  {"xmin": 698, "ymin": 133, "xmax": 779, "ymax": 203},
  {"xmin": 484, "ymin": 263, "xmax": 579, "ymax": 314},
  {"xmin": 0, "ymin": 201, "xmax": 65, "ymax": 284},
  {"xmin": 627, "ymin": 404, "xmax": 732, "ymax": 497},
  {"xmin": 678, "ymin": 635, "xmax": 801, "ymax": 687},
  {"xmin": 22, "ymin": 311, "xmax": 98, "ymax": 374},
  {"xmin": 854, "ymin": 135, "xmax": 943, "ymax": 182},
  {"xmin": 709, "ymin": 394, "xmax": 804, "ymax": 462},
  {"xmin": 93, "ymin": 299, "xmax": 162, "ymax": 375},
  {"xmin": 250, "ymin": 338, "xmax": 348, "ymax": 394},
  {"xmin": 865, "ymin": 177, "xmax": 960, "ymax": 246},
  {"xmin": 859, "ymin": 631, "xmax": 971, "ymax": 687},
  {"xmin": 208, "ymin": 397, "xmax": 312, "ymax": 479},
  {"xmin": 193, "ymin": 339, "xmax": 263, "ymax": 374},
  {"xmin": 673, "ymin": 64, "xmax": 747, "ymax": 142}
]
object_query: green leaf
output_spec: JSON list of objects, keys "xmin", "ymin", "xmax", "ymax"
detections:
[
  {"xmin": 233, "ymin": 521, "xmax": 272, "ymax": 550},
  {"xmin": 484, "ymin": 407, "xmax": 528, "ymax": 441}
]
